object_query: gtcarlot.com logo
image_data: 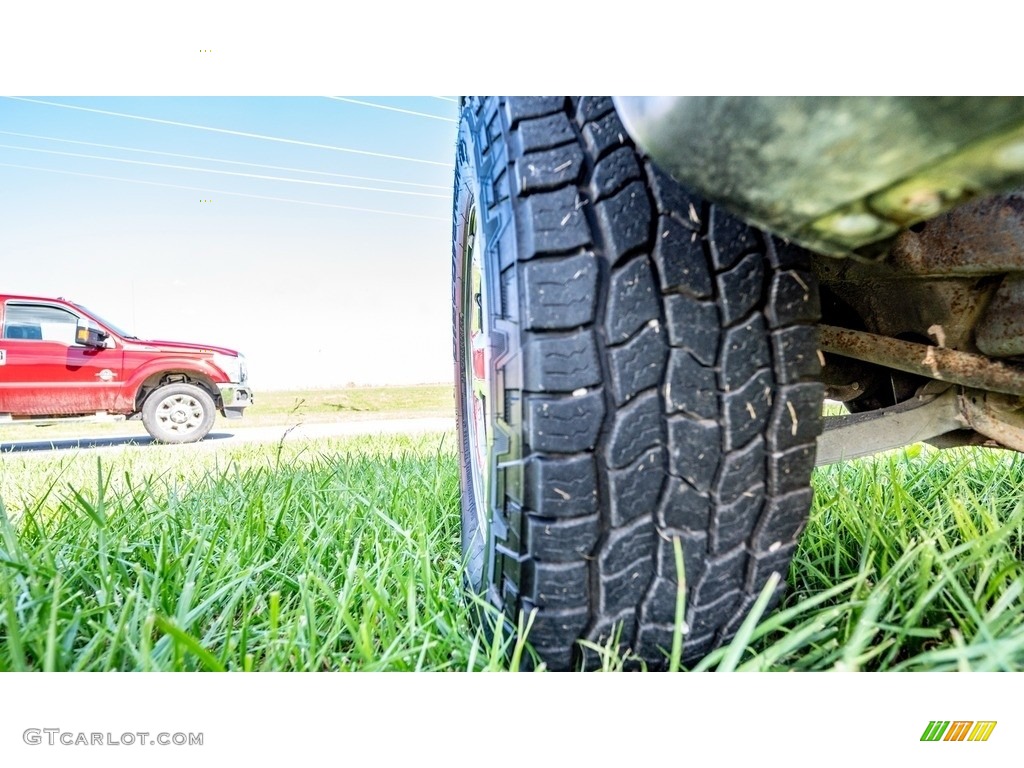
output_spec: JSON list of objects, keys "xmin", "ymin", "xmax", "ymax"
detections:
[
  {"xmin": 23, "ymin": 729, "xmax": 203, "ymax": 747},
  {"xmin": 921, "ymin": 721, "xmax": 997, "ymax": 742}
]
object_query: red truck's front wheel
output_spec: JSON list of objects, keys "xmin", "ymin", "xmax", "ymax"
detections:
[{"xmin": 142, "ymin": 383, "xmax": 217, "ymax": 444}]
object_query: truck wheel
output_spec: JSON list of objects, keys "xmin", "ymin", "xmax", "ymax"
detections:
[
  {"xmin": 142, "ymin": 383, "xmax": 216, "ymax": 444},
  {"xmin": 452, "ymin": 97, "xmax": 825, "ymax": 670}
]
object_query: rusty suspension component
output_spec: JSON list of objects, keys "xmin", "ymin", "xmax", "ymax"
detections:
[{"xmin": 819, "ymin": 325, "xmax": 1024, "ymax": 398}]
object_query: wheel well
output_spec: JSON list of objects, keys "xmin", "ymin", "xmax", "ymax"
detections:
[{"xmin": 134, "ymin": 372, "xmax": 220, "ymax": 412}]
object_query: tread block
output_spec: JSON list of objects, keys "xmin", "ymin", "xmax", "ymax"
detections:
[
  {"xmin": 708, "ymin": 206, "xmax": 761, "ymax": 270},
  {"xmin": 515, "ymin": 144, "xmax": 585, "ymax": 195},
  {"xmin": 750, "ymin": 487, "xmax": 814, "ymax": 551},
  {"xmin": 656, "ymin": 477, "xmax": 711, "ymax": 532},
  {"xmin": 521, "ymin": 253, "xmax": 599, "ymax": 330},
  {"xmin": 746, "ymin": 543, "xmax": 797, "ymax": 593},
  {"xmin": 485, "ymin": 111, "xmax": 506, "ymax": 154},
  {"xmin": 499, "ymin": 554, "xmax": 519, "ymax": 607},
  {"xmin": 505, "ymin": 97, "xmax": 566, "ymax": 126},
  {"xmin": 584, "ymin": 610, "xmax": 638, "ymax": 651},
  {"xmin": 598, "ymin": 557, "xmax": 654, "ymax": 616},
  {"xmin": 523, "ymin": 329, "xmax": 602, "ymax": 392},
  {"xmin": 766, "ymin": 382, "xmax": 825, "ymax": 451},
  {"xmin": 719, "ymin": 314, "xmax": 771, "ymax": 391},
  {"xmin": 681, "ymin": 633, "xmax": 718, "ymax": 665},
  {"xmin": 665, "ymin": 349, "xmax": 718, "ymax": 419},
  {"xmin": 766, "ymin": 269, "xmax": 821, "ymax": 329},
  {"xmin": 520, "ymin": 604, "xmax": 589, "ymax": 649},
  {"xmin": 524, "ymin": 454, "xmax": 598, "ymax": 518},
  {"xmin": 524, "ymin": 389, "xmax": 605, "ymax": 453},
  {"xmin": 663, "ymin": 295, "xmax": 720, "ymax": 365},
  {"xmin": 490, "ymin": 166, "xmax": 511, "ymax": 211},
  {"xmin": 522, "ymin": 560, "xmax": 589, "ymax": 610},
  {"xmin": 715, "ymin": 251, "xmax": 766, "ymax": 327},
  {"xmin": 499, "ymin": 502, "xmax": 524, "ymax": 556},
  {"xmin": 715, "ymin": 435, "xmax": 766, "ymax": 504},
  {"xmin": 767, "ymin": 444, "xmax": 817, "ymax": 495},
  {"xmin": 582, "ymin": 110, "xmax": 630, "ymax": 159},
  {"xmin": 608, "ymin": 324, "xmax": 668, "ymax": 406},
  {"xmin": 718, "ymin": 593, "xmax": 754, "ymax": 639},
  {"xmin": 712, "ymin": 485, "xmax": 765, "ymax": 554},
  {"xmin": 771, "ymin": 326, "xmax": 822, "ymax": 384},
  {"xmin": 605, "ymin": 255, "xmax": 660, "ymax": 344},
  {"xmin": 720, "ymin": 583, "xmax": 785, "ymax": 638},
  {"xmin": 599, "ymin": 516, "xmax": 655, "ymax": 575},
  {"xmin": 589, "ymin": 146, "xmax": 642, "ymax": 202},
  {"xmin": 605, "ymin": 389, "xmax": 664, "ymax": 469},
  {"xmin": 668, "ymin": 415, "xmax": 721, "ymax": 493},
  {"xmin": 594, "ymin": 180, "xmax": 653, "ymax": 264},
  {"xmin": 652, "ymin": 215, "xmax": 713, "ymax": 297},
  {"xmin": 494, "ymin": 219, "xmax": 517, "ymax": 271},
  {"xmin": 655, "ymin": 532, "xmax": 706, "ymax": 598},
  {"xmin": 688, "ymin": 591, "xmax": 742, "ymax": 637},
  {"xmin": 722, "ymin": 369, "xmax": 773, "ymax": 451},
  {"xmin": 513, "ymin": 113, "xmax": 576, "ymax": 155},
  {"xmin": 525, "ymin": 513, "xmax": 601, "ymax": 562},
  {"xmin": 500, "ymin": 255, "xmax": 518, "ymax": 315},
  {"xmin": 647, "ymin": 162, "xmax": 704, "ymax": 226},
  {"xmin": 633, "ymin": 624, "xmax": 678, "ymax": 668},
  {"xmin": 520, "ymin": 186, "xmax": 592, "ymax": 259},
  {"xmin": 527, "ymin": 645, "xmax": 575, "ymax": 672},
  {"xmin": 693, "ymin": 546, "xmax": 747, "ymax": 607},
  {"xmin": 575, "ymin": 96, "xmax": 616, "ymax": 124},
  {"xmin": 608, "ymin": 447, "xmax": 666, "ymax": 527},
  {"xmin": 639, "ymin": 578, "xmax": 679, "ymax": 626}
]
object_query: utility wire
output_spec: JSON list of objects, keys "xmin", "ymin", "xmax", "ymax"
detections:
[
  {"xmin": 430, "ymin": 97, "xmax": 459, "ymax": 103},
  {"xmin": 0, "ymin": 143, "xmax": 449, "ymax": 198},
  {"xmin": 2, "ymin": 97, "xmax": 452, "ymax": 167},
  {"xmin": 323, "ymin": 97, "xmax": 457, "ymax": 123},
  {"xmin": 0, "ymin": 163, "xmax": 447, "ymax": 221},
  {"xmin": 0, "ymin": 130, "xmax": 450, "ymax": 190}
]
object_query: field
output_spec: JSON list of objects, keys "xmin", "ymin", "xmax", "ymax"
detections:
[
  {"xmin": 1, "ymin": 387, "xmax": 1022, "ymax": 671},
  {"xmin": 0, "ymin": 384, "xmax": 454, "ymax": 445}
]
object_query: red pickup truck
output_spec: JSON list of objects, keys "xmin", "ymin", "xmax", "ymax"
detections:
[{"xmin": 0, "ymin": 294, "xmax": 252, "ymax": 443}]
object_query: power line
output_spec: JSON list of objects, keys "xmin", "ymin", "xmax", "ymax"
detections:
[
  {"xmin": 2, "ymin": 97, "xmax": 452, "ymax": 167},
  {"xmin": 0, "ymin": 163, "xmax": 447, "ymax": 221},
  {"xmin": 324, "ymin": 97, "xmax": 457, "ymax": 123},
  {"xmin": 0, "ymin": 143, "xmax": 449, "ymax": 198},
  {"xmin": 0, "ymin": 130, "xmax": 450, "ymax": 190},
  {"xmin": 430, "ymin": 97, "xmax": 459, "ymax": 103}
]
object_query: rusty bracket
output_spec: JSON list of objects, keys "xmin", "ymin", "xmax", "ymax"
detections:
[
  {"xmin": 819, "ymin": 324, "xmax": 1024, "ymax": 398},
  {"xmin": 959, "ymin": 390, "xmax": 1024, "ymax": 452}
]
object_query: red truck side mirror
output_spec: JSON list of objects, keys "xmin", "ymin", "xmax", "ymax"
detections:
[{"xmin": 75, "ymin": 325, "xmax": 110, "ymax": 348}]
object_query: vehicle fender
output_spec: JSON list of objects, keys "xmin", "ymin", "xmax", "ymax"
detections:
[{"xmin": 115, "ymin": 357, "xmax": 227, "ymax": 412}]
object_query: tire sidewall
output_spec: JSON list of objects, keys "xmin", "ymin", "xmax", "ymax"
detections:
[
  {"xmin": 452, "ymin": 100, "xmax": 522, "ymax": 608},
  {"xmin": 453, "ymin": 105, "xmax": 487, "ymax": 595}
]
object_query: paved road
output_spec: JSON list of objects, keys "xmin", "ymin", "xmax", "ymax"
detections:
[{"xmin": 0, "ymin": 417, "xmax": 456, "ymax": 454}]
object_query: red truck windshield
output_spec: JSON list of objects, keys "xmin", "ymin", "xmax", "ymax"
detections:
[{"xmin": 73, "ymin": 303, "xmax": 137, "ymax": 339}]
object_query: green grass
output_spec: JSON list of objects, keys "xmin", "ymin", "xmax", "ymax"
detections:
[
  {"xmin": 1, "ymin": 432, "xmax": 1022, "ymax": 671},
  {"xmin": 0, "ymin": 433, "xmax": 514, "ymax": 671}
]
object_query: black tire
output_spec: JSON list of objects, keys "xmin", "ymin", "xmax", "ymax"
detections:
[
  {"xmin": 452, "ymin": 97, "xmax": 825, "ymax": 670},
  {"xmin": 141, "ymin": 382, "xmax": 217, "ymax": 444}
]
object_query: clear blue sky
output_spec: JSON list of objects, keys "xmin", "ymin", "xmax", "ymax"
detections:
[{"xmin": 0, "ymin": 97, "xmax": 457, "ymax": 389}]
